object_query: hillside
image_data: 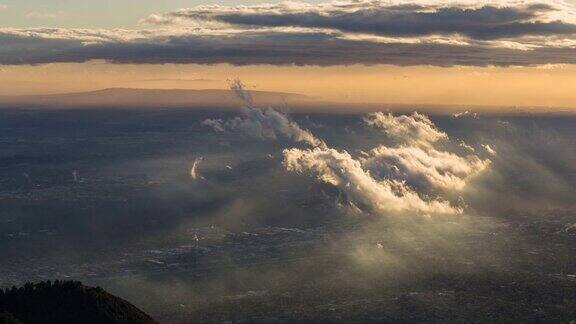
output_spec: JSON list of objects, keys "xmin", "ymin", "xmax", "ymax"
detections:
[{"xmin": 0, "ymin": 281, "xmax": 155, "ymax": 324}]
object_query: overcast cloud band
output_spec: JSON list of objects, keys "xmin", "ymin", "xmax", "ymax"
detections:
[{"xmin": 2, "ymin": 0, "xmax": 576, "ymax": 67}]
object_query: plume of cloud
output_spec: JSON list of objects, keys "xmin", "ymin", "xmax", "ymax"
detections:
[
  {"xmin": 229, "ymin": 78, "xmax": 254, "ymax": 107},
  {"xmin": 202, "ymin": 80, "xmax": 326, "ymax": 148},
  {"xmin": 363, "ymin": 112, "xmax": 448, "ymax": 147},
  {"xmin": 190, "ymin": 157, "xmax": 203, "ymax": 180},
  {"xmin": 283, "ymin": 147, "xmax": 460, "ymax": 214}
]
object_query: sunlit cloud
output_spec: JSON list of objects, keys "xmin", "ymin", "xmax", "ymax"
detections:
[
  {"xmin": 190, "ymin": 157, "xmax": 204, "ymax": 180},
  {"xmin": 202, "ymin": 80, "xmax": 326, "ymax": 147},
  {"xmin": 283, "ymin": 146, "xmax": 461, "ymax": 214},
  {"xmin": 363, "ymin": 112, "xmax": 448, "ymax": 148},
  {"xmin": 0, "ymin": 0, "xmax": 575, "ymax": 67},
  {"xmin": 149, "ymin": 1, "xmax": 576, "ymax": 40}
]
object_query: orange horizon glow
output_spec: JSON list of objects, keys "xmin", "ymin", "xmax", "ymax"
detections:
[{"xmin": 2, "ymin": 61, "xmax": 576, "ymax": 109}]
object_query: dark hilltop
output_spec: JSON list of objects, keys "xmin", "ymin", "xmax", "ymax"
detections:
[{"xmin": 0, "ymin": 281, "xmax": 155, "ymax": 324}]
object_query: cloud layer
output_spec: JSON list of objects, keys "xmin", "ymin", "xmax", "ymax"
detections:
[
  {"xmin": 155, "ymin": 1, "xmax": 576, "ymax": 40},
  {"xmin": 1, "ymin": 0, "xmax": 576, "ymax": 66}
]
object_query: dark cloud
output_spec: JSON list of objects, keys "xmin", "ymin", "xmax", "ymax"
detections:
[
  {"xmin": 2, "ymin": 29, "xmax": 576, "ymax": 67},
  {"xmin": 174, "ymin": 5, "xmax": 576, "ymax": 40},
  {"xmin": 164, "ymin": 2, "xmax": 576, "ymax": 40},
  {"xmin": 2, "ymin": 0, "xmax": 576, "ymax": 67}
]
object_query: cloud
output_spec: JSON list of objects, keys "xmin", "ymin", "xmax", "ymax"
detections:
[
  {"xmin": 202, "ymin": 80, "xmax": 326, "ymax": 148},
  {"xmin": 1, "ymin": 27, "xmax": 576, "ymax": 66},
  {"xmin": 452, "ymin": 111, "xmax": 479, "ymax": 119},
  {"xmin": 361, "ymin": 145, "xmax": 491, "ymax": 191},
  {"xmin": 482, "ymin": 144, "xmax": 497, "ymax": 155},
  {"xmin": 204, "ymin": 92, "xmax": 486, "ymax": 216},
  {"xmin": 459, "ymin": 141, "xmax": 476, "ymax": 152},
  {"xmin": 202, "ymin": 118, "xmax": 226, "ymax": 132},
  {"xmin": 190, "ymin": 157, "xmax": 203, "ymax": 180},
  {"xmin": 283, "ymin": 147, "xmax": 460, "ymax": 214},
  {"xmin": 206, "ymin": 107, "xmax": 489, "ymax": 216},
  {"xmin": 363, "ymin": 112, "xmax": 491, "ymax": 192},
  {"xmin": 363, "ymin": 112, "xmax": 448, "ymax": 147},
  {"xmin": 154, "ymin": 1, "xmax": 576, "ymax": 40},
  {"xmin": 216, "ymin": 108, "xmax": 326, "ymax": 147},
  {"xmin": 0, "ymin": 1, "xmax": 575, "ymax": 67},
  {"xmin": 281, "ymin": 110, "xmax": 496, "ymax": 215}
]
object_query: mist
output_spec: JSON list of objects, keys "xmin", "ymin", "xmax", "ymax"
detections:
[{"xmin": 1, "ymin": 99, "xmax": 575, "ymax": 321}]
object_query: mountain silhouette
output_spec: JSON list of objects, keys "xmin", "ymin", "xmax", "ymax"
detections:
[{"xmin": 0, "ymin": 281, "xmax": 155, "ymax": 324}]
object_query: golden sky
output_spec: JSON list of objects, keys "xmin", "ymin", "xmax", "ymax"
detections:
[
  {"xmin": 2, "ymin": 62, "xmax": 576, "ymax": 108},
  {"xmin": 2, "ymin": 1, "xmax": 576, "ymax": 110}
]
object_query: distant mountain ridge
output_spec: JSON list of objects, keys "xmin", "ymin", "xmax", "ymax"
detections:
[
  {"xmin": 0, "ymin": 88, "xmax": 313, "ymax": 109},
  {"xmin": 0, "ymin": 88, "xmax": 573, "ymax": 115}
]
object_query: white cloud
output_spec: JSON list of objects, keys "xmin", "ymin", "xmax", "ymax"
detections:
[
  {"xmin": 482, "ymin": 144, "xmax": 497, "ymax": 155},
  {"xmin": 363, "ymin": 112, "xmax": 447, "ymax": 147},
  {"xmin": 190, "ymin": 157, "xmax": 203, "ymax": 180},
  {"xmin": 363, "ymin": 112, "xmax": 492, "ymax": 191},
  {"xmin": 279, "ymin": 110, "xmax": 496, "ymax": 216},
  {"xmin": 452, "ymin": 111, "xmax": 479, "ymax": 119},
  {"xmin": 202, "ymin": 80, "xmax": 326, "ymax": 148},
  {"xmin": 361, "ymin": 145, "xmax": 491, "ymax": 191},
  {"xmin": 459, "ymin": 141, "xmax": 476, "ymax": 152},
  {"xmin": 201, "ymin": 119, "xmax": 225, "ymax": 132},
  {"xmin": 219, "ymin": 108, "xmax": 326, "ymax": 147},
  {"xmin": 283, "ymin": 147, "xmax": 460, "ymax": 214}
]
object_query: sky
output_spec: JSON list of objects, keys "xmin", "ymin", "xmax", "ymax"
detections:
[
  {"xmin": 1, "ymin": 0, "xmax": 574, "ymax": 28},
  {"xmin": 0, "ymin": 0, "xmax": 329, "ymax": 28},
  {"xmin": 1, "ymin": 0, "xmax": 576, "ymax": 108}
]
